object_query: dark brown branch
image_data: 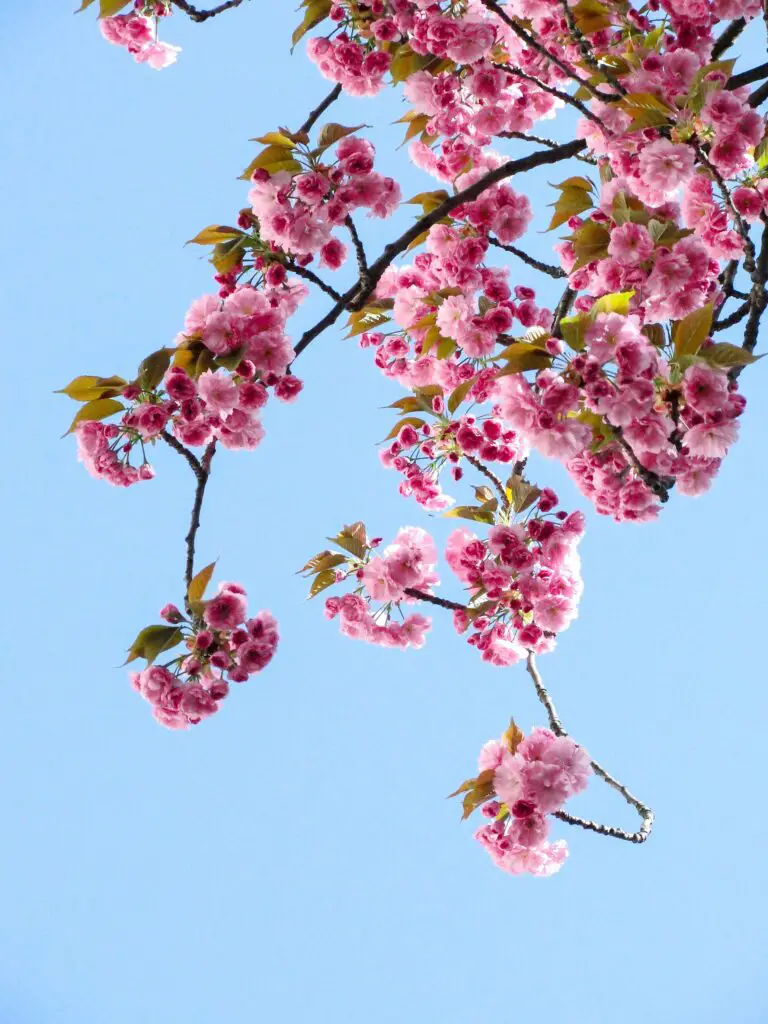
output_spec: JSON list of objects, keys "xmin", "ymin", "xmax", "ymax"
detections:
[
  {"xmin": 615, "ymin": 431, "xmax": 672, "ymax": 502},
  {"xmin": 505, "ymin": 66, "xmax": 601, "ymax": 125},
  {"xmin": 171, "ymin": 0, "xmax": 244, "ymax": 22},
  {"xmin": 749, "ymin": 78, "xmax": 768, "ymax": 108},
  {"xmin": 479, "ymin": 0, "xmax": 619, "ymax": 104},
  {"xmin": 711, "ymin": 18, "xmax": 745, "ymax": 59},
  {"xmin": 558, "ymin": 0, "xmax": 626, "ymax": 96},
  {"xmin": 501, "ymin": 130, "xmax": 598, "ymax": 165},
  {"xmin": 464, "ymin": 453, "xmax": 510, "ymax": 511},
  {"xmin": 298, "ymin": 84, "xmax": 342, "ymax": 135},
  {"xmin": 489, "ymin": 236, "xmax": 567, "ymax": 279},
  {"xmin": 294, "ymin": 139, "xmax": 587, "ymax": 356},
  {"xmin": 345, "ymin": 215, "xmax": 369, "ymax": 287},
  {"xmin": 714, "ymin": 299, "xmax": 751, "ymax": 331},
  {"xmin": 404, "ymin": 588, "xmax": 467, "ymax": 611},
  {"xmin": 285, "ymin": 261, "xmax": 344, "ymax": 303},
  {"xmin": 183, "ymin": 441, "xmax": 216, "ymax": 611},
  {"xmin": 160, "ymin": 429, "xmax": 203, "ymax": 479},
  {"xmin": 551, "ymin": 286, "xmax": 575, "ymax": 338},
  {"xmin": 727, "ymin": 61, "xmax": 768, "ymax": 91},
  {"xmin": 526, "ymin": 654, "xmax": 654, "ymax": 844}
]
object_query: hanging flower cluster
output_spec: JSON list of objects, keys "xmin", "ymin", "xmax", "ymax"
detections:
[
  {"xmin": 128, "ymin": 571, "xmax": 278, "ymax": 730},
  {"xmin": 98, "ymin": 2, "xmax": 180, "ymax": 69},
  {"xmin": 453, "ymin": 721, "xmax": 591, "ymax": 877}
]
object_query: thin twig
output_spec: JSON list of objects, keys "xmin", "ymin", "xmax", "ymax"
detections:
[
  {"xmin": 501, "ymin": 130, "xmax": 598, "ymax": 165},
  {"xmin": 184, "ymin": 440, "xmax": 216, "ymax": 610},
  {"xmin": 505, "ymin": 66, "xmax": 602, "ymax": 125},
  {"xmin": 160, "ymin": 430, "xmax": 202, "ymax": 479},
  {"xmin": 551, "ymin": 286, "xmax": 575, "ymax": 338},
  {"xmin": 294, "ymin": 139, "xmax": 587, "ymax": 356},
  {"xmin": 479, "ymin": 0, "xmax": 619, "ymax": 103},
  {"xmin": 711, "ymin": 17, "xmax": 746, "ymax": 59},
  {"xmin": 464, "ymin": 453, "xmax": 510, "ymax": 511},
  {"xmin": 727, "ymin": 61, "xmax": 768, "ymax": 91},
  {"xmin": 298, "ymin": 84, "xmax": 343, "ymax": 135},
  {"xmin": 489, "ymin": 236, "xmax": 567, "ymax": 279},
  {"xmin": 345, "ymin": 214, "xmax": 369, "ymax": 287},
  {"xmin": 558, "ymin": 0, "xmax": 626, "ymax": 96},
  {"xmin": 285, "ymin": 261, "xmax": 344, "ymax": 302},
  {"xmin": 171, "ymin": 0, "xmax": 245, "ymax": 22},
  {"xmin": 404, "ymin": 588, "xmax": 467, "ymax": 611},
  {"xmin": 526, "ymin": 654, "xmax": 654, "ymax": 844}
]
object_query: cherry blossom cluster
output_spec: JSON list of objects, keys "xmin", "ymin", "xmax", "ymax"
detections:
[
  {"xmin": 380, "ymin": 409, "xmax": 527, "ymax": 512},
  {"xmin": 458, "ymin": 724, "xmax": 591, "ymax": 878},
  {"xmin": 99, "ymin": 2, "xmax": 180, "ymax": 70},
  {"xmin": 248, "ymin": 135, "xmax": 400, "ymax": 266},
  {"xmin": 67, "ymin": 279, "xmax": 306, "ymax": 486},
  {"xmin": 130, "ymin": 581, "xmax": 279, "ymax": 730},
  {"xmin": 447, "ymin": 499, "xmax": 585, "ymax": 665},
  {"xmin": 320, "ymin": 526, "xmax": 436, "ymax": 650}
]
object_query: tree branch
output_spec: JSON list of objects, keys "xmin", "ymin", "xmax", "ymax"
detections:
[
  {"xmin": 345, "ymin": 214, "xmax": 369, "ymax": 288},
  {"xmin": 479, "ymin": 0, "xmax": 619, "ymax": 104},
  {"xmin": 404, "ymin": 588, "xmax": 467, "ymax": 611},
  {"xmin": 171, "ymin": 0, "xmax": 245, "ymax": 22},
  {"xmin": 711, "ymin": 17, "xmax": 746, "ymax": 58},
  {"xmin": 183, "ymin": 440, "xmax": 216, "ymax": 611},
  {"xmin": 294, "ymin": 139, "xmax": 587, "ymax": 356},
  {"xmin": 298, "ymin": 83, "xmax": 342, "ymax": 135},
  {"xmin": 727, "ymin": 61, "xmax": 768, "ymax": 91},
  {"xmin": 526, "ymin": 654, "xmax": 654, "ymax": 844},
  {"xmin": 501, "ymin": 130, "xmax": 598, "ymax": 165},
  {"xmin": 464, "ymin": 453, "xmax": 510, "ymax": 511},
  {"xmin": 285, "ymin": 261, "xmax": 344, "ymax": 303},
  {"xmin": 489, "ymin": 236, "xmax": 567, "ymax": 279}
]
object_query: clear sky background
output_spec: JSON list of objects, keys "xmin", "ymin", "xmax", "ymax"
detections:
[{"xmin": 2, "ymin": 4, "xmax": 767, "ymax": 1023}]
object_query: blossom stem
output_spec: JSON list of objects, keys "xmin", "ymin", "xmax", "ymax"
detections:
[
  {"xmin": 464, "ymin": 453, "xmax": 510, "ymax": 512},
  {"xmin": 170, "ymin": 0, "xmax": 245, "ymax": 22},
  {"xmin": 404, "ymin": 588, "xmax": 467, "ymax": 612},
  {"xmin": 526, "ymin": 654, "xmax": 654, "ymax": 844},
  {"xmin": 488, "ymin": 237, "xmax": 567, "ymax": 279}
]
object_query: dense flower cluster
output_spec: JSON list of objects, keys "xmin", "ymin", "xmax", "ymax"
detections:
[
  {"xmin": 323, "ymin": 526, "xmax": 436, "ymax": 649},
  {"xmin": 447, "ymin": 498, "xmax": 585, "ymax": 664},
  {"xmin": 248, "ymin": 135, "xmax": 401, "ymax": 265},
  {"xmin": 99, "ymin": 2, "xmax": 180, "ymax": 69},
  {"xmin": 455, "ymin": 724, "xmax": 591, "ymax": 877},
  {"xmin": 130, "ymin": 582, "xmax": 279, "ymax": 730}
]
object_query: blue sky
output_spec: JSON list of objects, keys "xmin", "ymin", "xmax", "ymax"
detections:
[{"xmin": 1, "ymin": 4, "xmax": 767, "ymax": 1022}]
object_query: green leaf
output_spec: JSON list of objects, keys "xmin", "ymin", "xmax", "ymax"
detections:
[
  {"xmin": 494, "ymin": 343, "xmax": 552, "ymax": 376},
  {"xmin": 384, "ymin": 416, "xmax": 427, "ymax": 441},
  {"xmin": 240, "ymin": 147, "xmax": 303, "ymax": 181},
  {"xmin": 328, "ymin": 522, "xmax": 368, "ymax": 560},
  {"xmin": 315, "ymin": 122, "xmax": 366, "ymax": 153},
  {"xmin": 64, "ymin": 397, "xmax": 125, "ymax": 436},
  {"xmin": 406, "ymin": 190, "xmax": 451, "ymax": 214},
  {"xmin": 250, "ymin": 131, "xmax": 297, "ymax": 148},
  {"xmin": 56, "ymin": 375, "xmax": 126, "ymax": 401},
  {"xmin": 75, "ymin": 0, "xmax": 98, "ymax": 11},
  {"xmin": 309, "ymin": 569, "xmax": 338, "ymax": 599},
  {"xmin": 547, "ymin": 185, "xmax": 593, "ymax": 231},
  {"xmin": 559, "ymin": 313, "xmax": 586, "ymax": 351},
  {"xmin": 447, "ymin": 376, "xmax": 477, "ymax": 415},
  {"xmin": 673, "ymin": 304, "xmax": 713, "ymax": 358},
  {"xmin": 755, "ymin": 135, "xmax": 768, "ymax": 172},
  {"xmin": 137, "ymin": 348, "xmax": 174, "ymax": 391},
  {"xmin": 211, "ymin": 238, "xmax": 246, "ymax": 274},
  {"xmin": 501, "ymin": 718, "xmax": 525, "ymax": 754},
  {"xmin": 571, "ymin": 0, "xmax": 612, "ymax": 34},
  {"xmin": 125, "ymin": 624, "xmax": 183, "ymax": 666},
  {"xmin": 214, "ymin": 345, "xmax": 248, "ymax": 372},
  {"xmin": 505, "ymin": 475, "xmax": 541, "ymax": 513},
  {"xmin": 444, "ymin": 503, "xmax": 497, "ymax": 525},
  {"xmin": 300, "ymin": 552, "xmax": 348, "ymax": 576},
  {"xmin": 99, "ymin": 0, "xmax": 131, "ymax": 15},
  {"xmin": 345, "ymin": 305, "xmax": 392, "ymax": 338},
  {"xmin": 186, "ymin": 225, "xmax": 242, "ymax": 246},
  {"xmin": 591, "ymin": 290, "xmax": 634, "ymax": 317},
  {"xmin": 291, "ymin": 0, "xmax": 332, "ymax": 48},
  {"xmin": 698, "ymin": 343, "xmax": 762, "ymax": 369},
  {"xmin": 188, "ymin": 561, "xmax": 216, "ymax": 605}
]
